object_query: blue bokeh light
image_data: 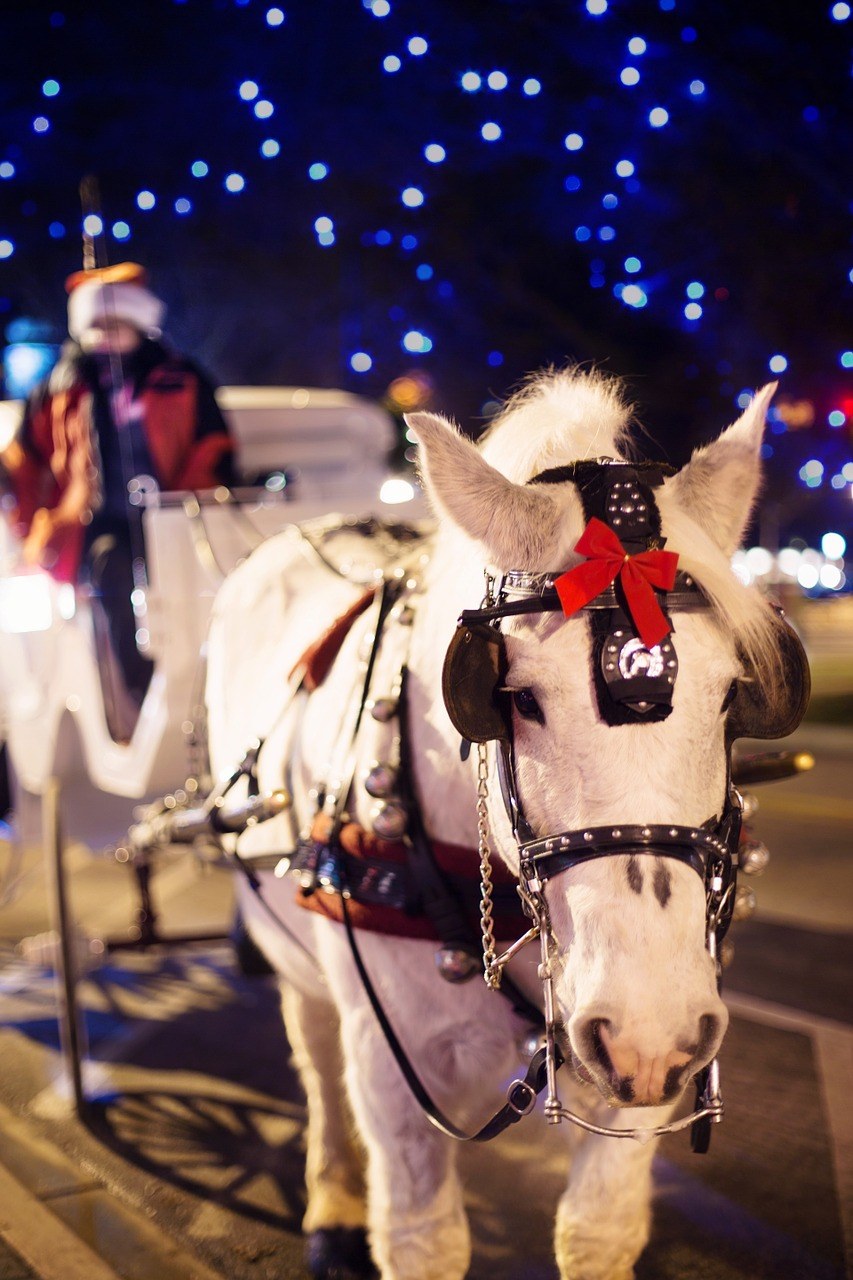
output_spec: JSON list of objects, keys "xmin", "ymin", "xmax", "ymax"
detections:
[
  {"xmin": 191, "ymin": 160, "xmax": 209, "ymax": 177},
  {"xmin": 628, "ymin": 37, "xmax": 647, "ymax": 55},
  {"xmin": 487, "ymin": 70, "xmax": 508, "ymax": 90},
  {"xmin": 768, "ymin": 353, "xmax": 788, "ymax": 373},
  {"xmin": 82, "ymin": 214, "xmax": 103, "ymax": 236},
  {"xmin": 481, "ymin": 121, "xmax": 502, "ymax": 141},
  {"xmin": 42, "ymin": 79, "xmax": 60, "ymax": 97},
  {"xmin": 621, "ymin": 284, "xmax": 648, "ymax": 308},
  {"xmin": 254, "ymin": 99, "xmax": 274, "ymax": 118},
  {"xmin": 175, "ymin": 197, "xmax": 192, "ymax": 215},
  {"xmin": 615, "ymin": 159, "xmax": 635, "ymax": 177},
  {"xmin": 408, "ymin": 36, "xmax": 428, "ymax": 56},
  {"xmin": 624, "ymin": 256, "xmax": 642, "ymax": 273},
  {"xmin": 112, "ymin": 221, "xmax": 131, "ymax": 240},
  {"xmin": 460, "ymin": 71, "xmax": 482, "ymax": 92},
  {"xmin": 0, "ymin": 162, "xmax": 14, "ymax": 178},
  {"xmin": 649, "ymin": 107, "xmax": 669, "ymax": 127},
  {"xmin": 424, "ymin": 143, "xmax": 445, "ymax": 163},
  {"xmin": 620, "ymin": 67, "xmax": 640, "ymax": 86},
  {"xmin": 689, "ymin": 79, "xmax": 706, "ymax": 96},
  {"xmin": 383, "ymin": 55, "xmax": 401, "ymax": 73},
  {"xmin": 136, "ymin": 190, "xmax": 156, "ymax": 210},
  {"xmin": 415, "ymin": 263, "xmax": 433, "ymax": 280},
  {"xmin": 522, "ymin": 78, "xmax": 541, "ymax": 95},
  {"xmin": 685, "ymin": 280, "xmax": 705, "ymax": 298},
  {"xmin": 261, "ymin": 139, "xmax": 280, "ymax": 157},
  {"xmin": 309, "ymin": 162, "xmax": 329, "ymax": 180},
  {"xmin": 564, "ymin": 132, "xmax": 584, "ymax": 151},
  {"xmin": 239, "ymin": 80, "xmax": 259, "ymax": 100},
  {"xmin": 225, "ymin": 172, "xmax": 246, "ymax": 192},
  {"xmin": 402, "ymin": 329, "xmax": 433, "ymax": 353},
  {"xmin": 402, "ymin": 186, "xmax": 425, "ymax": 207},
  {"xmin": 265, "ymin": 7, "xmax": 285, "ymax": 25},
  {"xmin": 350, "ymin": 351, "xmax": 373, "ymax": 372}
]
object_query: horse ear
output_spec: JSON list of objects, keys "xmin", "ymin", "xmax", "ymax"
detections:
[
  {"xmin": 666, "ymin": 383, "xmax": 776, "ymax": 555},
  {"xmin": 406, "ymin": 410, "xmax": 566, "ymax": 569}
]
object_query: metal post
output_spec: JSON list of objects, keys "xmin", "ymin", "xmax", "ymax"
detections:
[{"xmin": 43, "ymin": 778, "xmax": 87, "ymax": 1117}]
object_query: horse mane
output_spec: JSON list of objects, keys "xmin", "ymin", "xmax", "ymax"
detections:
[
  {"xmin": 479, "ymin": 365, "xmax": 635, "ymax": 481},
  {"xmin": 477, "ymin": 365, "xmax": 783, "ymax": 698}
]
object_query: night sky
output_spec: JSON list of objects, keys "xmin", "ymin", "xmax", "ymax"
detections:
[{"xmin": 1, "ymin": 0, "xmax": 851, "ymax": 543}]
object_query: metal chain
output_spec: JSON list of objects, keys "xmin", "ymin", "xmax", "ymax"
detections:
[{"xmin": 477, "ymin": 742, "xmax": 500, "ymax": 989}]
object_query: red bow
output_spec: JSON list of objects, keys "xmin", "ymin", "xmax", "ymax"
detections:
[{"xmin": 554, "ymin": 517, "xmax": 679, "ymax": 648}]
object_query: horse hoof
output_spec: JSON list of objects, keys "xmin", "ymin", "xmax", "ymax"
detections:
[{"xmin": 305, "ymin": 1226, "xmax": 376, "ymax": 1278}]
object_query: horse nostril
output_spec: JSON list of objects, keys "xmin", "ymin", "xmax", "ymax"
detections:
[
  {"xmin": 587, "ymin": 1017, "xmax": 614, "ymax": 1073},
  {"xmin": 695, "ymin": 1010, "xmax": 727, "ymax": 1061}
]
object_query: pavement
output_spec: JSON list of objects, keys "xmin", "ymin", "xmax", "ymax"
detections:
[{"xmin": 0, "ymin": 722, "xmax": 850, "ymax": 1279}]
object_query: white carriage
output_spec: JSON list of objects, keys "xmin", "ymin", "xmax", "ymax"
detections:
[{"xmin": 0, "ymin": 386, "xmax": 422, "ymax": 821}]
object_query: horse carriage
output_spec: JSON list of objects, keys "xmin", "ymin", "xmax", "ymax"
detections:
[
  {"xmin": 1, "ymin": 368, "xmax": 814, "ymax": 1280},
  {"xmin": 0, "ymin": 384, "xmax": 419, "ymax": 811}
]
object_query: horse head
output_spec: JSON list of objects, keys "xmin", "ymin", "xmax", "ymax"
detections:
[{"xmin": 408, "ymin": 369, "xmax": 799, "ymax": 1111}]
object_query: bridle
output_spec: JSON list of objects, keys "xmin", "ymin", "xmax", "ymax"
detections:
[{"xmin": 455, "ymin": 562, "xmax": 741, "ymax": 1147}]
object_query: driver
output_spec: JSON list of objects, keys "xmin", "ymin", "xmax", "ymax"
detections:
[{"xmin": 1, "ymin": 261, "xmax": 234, "ymax": 730}]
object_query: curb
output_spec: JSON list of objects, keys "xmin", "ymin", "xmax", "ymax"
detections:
[{"xmin": 0, "ymin": 1101, "xmax": 223, "ymax": 1280}]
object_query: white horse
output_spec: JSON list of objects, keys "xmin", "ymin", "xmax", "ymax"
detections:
[{"xmin": 205, "ymin": 368, "xmax": 792, "ymax": 1280}]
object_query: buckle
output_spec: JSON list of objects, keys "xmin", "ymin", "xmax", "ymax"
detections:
[{"xmin": 505, "ymin": 1078, "xmax": 537, "ymax": 1117}]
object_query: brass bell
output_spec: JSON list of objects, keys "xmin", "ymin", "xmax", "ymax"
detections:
[
  {"xmin": 371, "ymin": 800, "xmax": 408, "ymax": 839},
  {"xmin": 369, "ymin": 698, "xmax": 398, "ymax": 723},
  {"xmin": 435, "ymin": 947, "xmax": 479, "ymax": 983},
  {"xmin": 364, "ymin": 762, "xmax": 397, "ymax": 799},
  {"xmin": 732, "ymin": 885, "xmax": 757, "ymax": 921},
  {"xmin": 738, "ymin": 839, "xmax": 770, "ymax": 876}
]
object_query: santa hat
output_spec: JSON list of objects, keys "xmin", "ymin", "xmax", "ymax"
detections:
[{"xmin": 65, "ymin": 262, "xmax": 165, "ymax": 342}]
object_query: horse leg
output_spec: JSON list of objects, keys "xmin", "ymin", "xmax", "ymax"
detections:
[
  {"xmin": 280, "ymin": 983, "xmax": 372, "ymax": 1276},
  {"xmin": 554, "ymin": 1122, "xmax": 660, "ymax": 1280},
  {"xmin": 339, "ymin": 1006, "xmax": 470, "ymax": 1280}
]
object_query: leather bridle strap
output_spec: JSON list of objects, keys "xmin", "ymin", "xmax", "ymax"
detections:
[
  {"xmin": 339, "ymin": 890, "xmax": 562, "ymax": 1142},
  {"xmin": 522, "ymin": 825, "xmax": 724, "ymax": 884}
]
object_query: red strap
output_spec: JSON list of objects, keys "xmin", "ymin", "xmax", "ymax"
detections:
[
  {"xmin": 290, "ymin": 589, "xmax": 377, "ymax": 692},
  {"xmin": 555, "ymin": 517, "xmax": 679, "ymax": 648}
]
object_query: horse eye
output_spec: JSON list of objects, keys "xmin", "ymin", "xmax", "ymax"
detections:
[
  {"xmin": 512, "ymin": 688, "xmax": 545, "ymax": 724},
  {"xmin": 721, "ymin": 681, "xmax": 738, "ymax": 713}
]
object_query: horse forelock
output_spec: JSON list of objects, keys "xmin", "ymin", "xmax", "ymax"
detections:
[{"xmin": 479, "ymin": 365, "xmax": 634, "ymax": 482}]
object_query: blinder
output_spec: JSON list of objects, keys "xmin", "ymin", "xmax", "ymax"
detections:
[
  {"xmin": 442, "ymin": 620, "xmax": 509, "ymax": 743},
  {"xmin": 727, "ymin": 612, "xmax": 810, "ymax": 741}
]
